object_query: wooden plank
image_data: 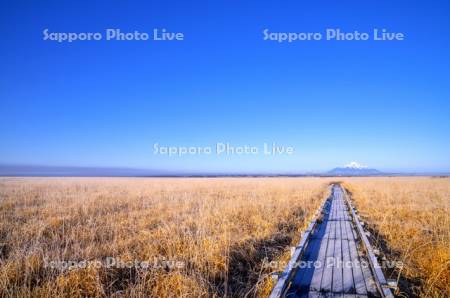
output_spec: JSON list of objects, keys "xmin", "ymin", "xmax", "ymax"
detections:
[
  {"xmin": 309, "ymin": 226, "xmax": 331, "ymax": 291},
  {"xmin": 341, "ymin": 219, "xmax": 355, "ymax": 293},
  {"xmin": 334, "ymin": 195, "xmax": 338, "ymax": 220},
  {"xmin": 296, "ymin": 238, "xmax": 323, "ymax": 292},
  {"xmin": 332, "ymin": 225, "xmax": 344, "ymax": 293},
  {"xmin": 320, "ymin": 235, "xmax": 335, "ymax": 292},
  {"xmin": 358, "ymin": 247, "xmax": 379, "ymax": 295},
  {"xmin": 311, "ymin": 211, "xmax": 328, "ymax": 240},
  {"xmin": 330, "ymin": 195, "xmax": 336, "ymax": 221},
  {"xmin": 344, "ymin": 200, "xmax": 351, "ymax": 221},
  {"xmin": 328, "ymin": 200, "xmax": 333, "ymax": 221},
  {"xmin": 299, "ymin": 291, "xmax": 325, "ymax": 298},
  {"xmin": 338, "ymin": 195, "xmax": 344, "ymax": 221},
  {"xmin": 324, "ymin": 219, "xmax": 331, "ymax": 239},
  {"xmin": 320, "ymin": 221, "xmax": 336, "ymax": 292},
  {"xmin": 289, "ymin": 246, "xmax": 310, "ymax": 290},
  {"xmin": 347, "ymin": 221, "xmax": 368, "ymax": 295}
]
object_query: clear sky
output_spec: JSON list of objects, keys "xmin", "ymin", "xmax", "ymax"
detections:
[{"xmin": 1, "ymin": 0, "xmax": 449, "ymax": 173}]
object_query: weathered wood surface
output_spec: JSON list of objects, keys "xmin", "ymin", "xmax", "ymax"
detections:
[
  {"xmin": 270, "ymin": 186, "xmax": 332, "ymax": 297},
  {"xmin": 272, "ymin": 185, "xmax": 393, "ymax": 298}
]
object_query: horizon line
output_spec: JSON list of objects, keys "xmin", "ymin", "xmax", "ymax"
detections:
[{"xmin": 0, "ymin": 164, "xmax": 449, "ymax": 177}]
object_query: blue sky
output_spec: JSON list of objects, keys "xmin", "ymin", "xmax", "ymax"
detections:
[{"xmin": 1, "ymin": 0, "xmax": 449, "ymax": 173}]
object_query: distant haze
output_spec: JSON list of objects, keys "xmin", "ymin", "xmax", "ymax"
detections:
[{"xmin": 0, "ymin": 164, "xmax": 448, "ymax": 177}]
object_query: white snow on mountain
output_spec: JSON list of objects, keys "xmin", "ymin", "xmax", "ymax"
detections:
[{"xmin": 344, "ymin": 162, "xmax": 368, "ymax": 169}]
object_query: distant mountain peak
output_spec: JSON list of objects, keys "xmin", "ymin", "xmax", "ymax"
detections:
[
  {"xmin": 344, "ymin": 161, "xmax": 368, "ymax": 169},
  {"xmin": 327, "ymin": 162, "xmax": 382, "ymax": 176}
]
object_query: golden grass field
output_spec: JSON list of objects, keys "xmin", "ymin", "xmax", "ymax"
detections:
[
  {"xmin": 0, "ymin": 177, "xmax": 448, "ymax": 297},
  {"xmin": 0, "ymin": 178, "xmax": 329, "ymax": 297},
  {"xmin": 342, "ymin": 177, "xmax": 450, "ymax": 297}
]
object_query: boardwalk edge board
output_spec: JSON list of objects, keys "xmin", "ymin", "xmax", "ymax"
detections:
[
  {"xmin": 269, "ymin": 185, "xmax": 332, "ymax": 298},
  {"xmin": 341, "ymin": 186, "xmax": 394, "ymax": 298},
  {"xmin": 269, "ymin": 184, "xmax": 394, "ymax": 298}
]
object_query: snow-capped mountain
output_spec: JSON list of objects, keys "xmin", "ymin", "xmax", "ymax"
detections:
[
  {"xmin": 344, "ymin": 162, "xmax": 368, "ymax": 169},
  {"xmin": 326, "ymin": 162, "xmax": 383, "ymax": 176}
]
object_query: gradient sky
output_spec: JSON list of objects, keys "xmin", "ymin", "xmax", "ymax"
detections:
[{"xmin": 1, "ymin": 0, "xmax": 450, "ymax": 173}]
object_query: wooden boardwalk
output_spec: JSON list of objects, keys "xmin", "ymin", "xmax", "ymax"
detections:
[{"xmin": 270, "ymin": 185, "xmax": 393, "ymax": 298}]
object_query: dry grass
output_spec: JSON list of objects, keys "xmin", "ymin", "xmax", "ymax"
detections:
[
  {"xmin": 342, "ymin": 177, "xmax": 450, "ymax": 297},
  {"xmin": 2, "ymin": 177, "xmax": 448, "ymax": 297},
  {"xmin": 0, "ymin": 177, "xmax": 330, "ymax": 297}
]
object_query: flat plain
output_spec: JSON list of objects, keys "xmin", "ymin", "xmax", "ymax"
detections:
[
  {"xmin": 0, "ymin": 177, "xmax": 448, "ymax": 297},
  {"xmin": 0, "ymin": 178, "xmax": 328, "ymax": 297}
]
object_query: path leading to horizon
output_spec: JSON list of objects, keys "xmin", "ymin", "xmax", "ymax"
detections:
[{"xmin": 284, "ymin": 185, "xmax": 381, "ymax": 297}]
